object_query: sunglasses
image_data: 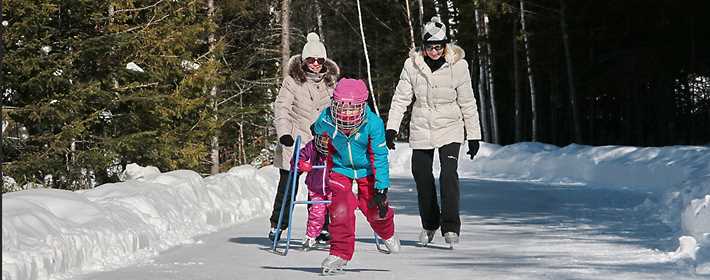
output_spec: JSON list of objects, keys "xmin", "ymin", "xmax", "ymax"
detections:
[
  {"xmin": 304, "ymin": 57, "xmax": 325, "ymax": 65},
  {"xmin": 424, "ymin": 44, "xmax": 445, "ymax": 51}
]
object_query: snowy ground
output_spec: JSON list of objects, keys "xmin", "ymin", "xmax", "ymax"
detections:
[
  {"xmin": 76, "ymin": 178, "xmax": 697, "ymax": 280},
  {"xmin": 2, "ymin": 142, "xmax": 709, "ymax": 280}
]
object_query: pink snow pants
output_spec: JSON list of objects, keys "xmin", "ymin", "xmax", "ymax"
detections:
[
  {"xmin": 305, "ymin": 190, "xmax": 331, "ymax": 238},
  {"xmin": 327, "ymin": 172, "xmax": 395, "ymax": 261}
]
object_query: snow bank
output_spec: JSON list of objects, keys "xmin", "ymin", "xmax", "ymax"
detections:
[
  {"xmin": 390, "ymin": 142, "xmax": 710, "ymax": 272},
  {"xmin": 1, "ymin": 166, "xmax": 278, "ymax": 280}
]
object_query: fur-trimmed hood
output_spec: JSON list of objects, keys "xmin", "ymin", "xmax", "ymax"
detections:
[
  {"xmin": 408, "ymin": 43, "xmax": 466, "ymax": 74},
  {"xmin": 287, "ymin": 55, "xmax": 340, "ymax": 87}
]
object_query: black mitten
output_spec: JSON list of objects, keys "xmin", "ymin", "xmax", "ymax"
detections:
[
  {"xmin": 279, "ymin": 135, "xmax": 294, "ymax": 147},
  {"xmin": 385, "ymin": 129, "xmax": 397, "ymax": 150},
  {"xmin": 368, "ymin": 189, "xmax": 389, "ymax": 218},
  {"xmin": 465, "ymin": 140, "xmax": 480, "ymax": 160}
]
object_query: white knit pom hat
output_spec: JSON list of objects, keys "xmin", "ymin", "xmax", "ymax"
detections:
[
  {"xmin": 423, "ymin": 16, "xmax": 448, "ymax": 44},
  {"xmin": 301, "ymin": 33, "xmax": 327, "ymax": 59}
]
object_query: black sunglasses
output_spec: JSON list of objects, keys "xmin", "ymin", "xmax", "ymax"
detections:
[
  {"xmin": 424, "ymin": 44, "xmax": 445, "ymax": 51},
  {"xmin": 305, "ymin": 57, "xmax": 325, "ymax": 65}
]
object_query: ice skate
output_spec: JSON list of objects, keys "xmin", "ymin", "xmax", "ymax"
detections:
[
  {"xmin": 321, "ymin": 255, "xmax": 347, "ymax": 276},
  {"xmin": 301, "ymin": 236, "xmax": 318, "ymax": 251},
  {"xmin": 443, "ymin": 232, "xmax": 459, "ymax": 249},
  {"xmin": 302, "ymin": 237, "xmax": 317, "ymax": 251},
  {"xmin": 268, "ymin": 228, "xmax": 282, "ymax": 242},
  {"xmin": 382, "ymin": 234, "xmax": 401, "ymax": 254},
  {"xmin": 418, "ymin": 229, "xmax": 436, "ymax": 246},
  {"xmin": 315, "ymin": 230, "xmax": 331, "ymax": 243}
]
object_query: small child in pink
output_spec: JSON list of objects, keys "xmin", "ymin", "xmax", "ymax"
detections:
[{"xmin": 295, "ymin": 134, "xmax": 331, "ymax": 250}]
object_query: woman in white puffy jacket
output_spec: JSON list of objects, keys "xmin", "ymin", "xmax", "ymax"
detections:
[{"xmin": 385, "ymin": 17, "xmax": 482, "ymax": 248}]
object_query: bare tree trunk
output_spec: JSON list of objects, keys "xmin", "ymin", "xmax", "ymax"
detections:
[
  {"xmin": 474, "ymin": 5, "xmax": 490, "ymax": 143},
  {"xmin": 314, "ymin": 0, "xmax": 324, "ymax": 42},
  {"xmin": 520, "ymin": 0, "xmax": 538, "ymax": 141},
  {"xmin": 208, "ymin": 0, "xmax": 220, "ymax": 175},
  {"xmin": 356, "ymin": 0, "xmax": 379, "ymax": 116},
  {"xmin": 0, "ymin": 0, "xmax": 4, "ymax": 178},
  {"xmin": 559, "ymin": 0, "xmax": 582, "ymax": 143},
  {"xmin": 239, "ymin": 93, "xmax": 246, "ymax": 165},
  {"xmin": 280, "ymin": 0, "xmax": 291, "ymax": 81},
  {"xmin": 513, "ymin": 17, "xmax": 523, "ymax": 142},
  {"xmin": 483, "ymin": 13, "xmax": 499, "ymax": 144},
  {"xmin": 418, "ymin": 0, "xmax": 424, "ymax": 42},
  {"xmin": 404, "ymin": 0, "xmax": 416, "ymax": 49},
  {"xmin": 446, "ymin": 0, "xmax": 459, "ymax": 39},
  {"xmin": 433, "ymin": 0, "xmax": 442, "ymax": 16}
]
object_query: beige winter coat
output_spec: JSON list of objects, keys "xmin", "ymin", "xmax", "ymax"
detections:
[
  {"xmin": 386, "ymin": 44, "xmax": 482, "ymax": 149},
  {"xmin": 273, "ymin": 55, "xmax": 339, "ymax": 169}
]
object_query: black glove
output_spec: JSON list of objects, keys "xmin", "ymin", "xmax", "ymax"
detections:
[
  {"xmin": 279, "ymin": 135, "xmax": 294, "ymax": 147},
  {"xmin": 368, "ymin": 189, "xmax": 389, "ymax": 218},
  {"xmin": 466, "ymin": 140, "xmax": 480, "ymax": 160},
  {"xmin": 385, "ymin": 129, "xmax": 397, "ymax": 150}
]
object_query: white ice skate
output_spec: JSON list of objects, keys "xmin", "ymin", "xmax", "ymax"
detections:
[
  {"xmin": 418, "ymin": 229, "xmax": 436, "ymax": 246},
  {"xmin": 382, "ymin": 234, "xmax": 401, "ymax": 254},
  {"xmin": 321, "ymin": 255, "xmax": 348, "ymax": 276},
  {"xmin": 443, "ymin": 232, "xmax": 459, "ymax": 249},
  {"xmin": 302, "ymin": 237, "xmax": 317, "ymax": 251}
]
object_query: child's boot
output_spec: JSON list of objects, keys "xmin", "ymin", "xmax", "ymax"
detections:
[
  {"xmin": 383, "ymin": 234, "xmax": 401, "ymax": 253},
  {"xmin": 316, "ymin": 230, "xmax": 331, "ymax": 243},
  {"xmin": 321, "ymin": 255, "xmax": 348, "ymax": 275},
  {"xmin": 302, "ymin": 237, "xmax": 317, "ymax": 251}
]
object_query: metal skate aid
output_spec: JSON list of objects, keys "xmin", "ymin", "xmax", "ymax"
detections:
[{"xmin": 271, "ymin": 136, "xmax": 330, "ymax": 256}]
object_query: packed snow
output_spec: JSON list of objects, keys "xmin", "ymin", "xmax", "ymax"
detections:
[{"xmin": 2, "ymin": 142, "xmax": 709, "ymax": 280}]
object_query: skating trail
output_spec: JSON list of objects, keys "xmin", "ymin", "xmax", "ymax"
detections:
[{"xmin": 78, "ymin": 178, "xmax": 697, "ymax": 280}]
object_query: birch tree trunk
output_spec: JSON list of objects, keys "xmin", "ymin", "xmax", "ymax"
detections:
[
  {"xmin": 520, "ymin": 0, "xmax": 538, "ymax": 141},
  {"xmin": 446, "ymin": 0, "xmax": 459, "ymax": 39},
  {"xmin": 474, "ymin": 5, "xmax": 490, "ymax": 143},
  {"xmin": 356, "ymin": 0, "xmax": 379, "ymax": 115},
  {"xmin": 280, "ymin": 0, "xmax": 291, "ymax": 81},
  {"xmin": 314, "ymin": 0, "xmax": 324, "ymax": 42},
  {"xmin": 560, "ymin": 0, "xmax": 582, "ymax": 143},
  {"xmin": 0, "ymin": 0, "xmax": 4, "ymax": 168},
  {"xmin": 418, "ymin": 0, "xmax": 424, "ymax": 42},
  {"xmin": 483, "ymin": 13, "xmax": 499, "ymax": 144},
  {"xmin": 404, "ymin": 0, "xmax": 416, "ymax": 49},
  {"xmin": 208, "ymin": 0, "xmax": 220, "ymax": 175},
  {"xmin": 239, "ymin": 93, "xmax": 246, "ymax": 164},
  {"xmin": 513, "ymin": 17, "xmax": 523, "ymax": 142}
]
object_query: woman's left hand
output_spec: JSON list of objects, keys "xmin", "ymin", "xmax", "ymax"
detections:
[{"xmin": 466, "ymin": 140, "xmax": 480, "ymax": 160}]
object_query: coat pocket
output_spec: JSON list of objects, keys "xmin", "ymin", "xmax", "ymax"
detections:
[{"xmin": 430, "ymin": 104, "xmax": 462, "ymax": 129}]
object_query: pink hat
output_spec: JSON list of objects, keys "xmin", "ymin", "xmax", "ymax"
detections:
[{"xmin": 333, "ymin": 78, "xmax": 368, "ymax": 104}]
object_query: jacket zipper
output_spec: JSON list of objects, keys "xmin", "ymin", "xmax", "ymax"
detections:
[{"xmin": 347, "ymin": 140, "xmax": 357, "ymax": 178}]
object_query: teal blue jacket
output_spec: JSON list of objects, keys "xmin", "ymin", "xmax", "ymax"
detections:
[{"xmin": 312, "ymin": 107, "xmax": 390, "ymax": 190}]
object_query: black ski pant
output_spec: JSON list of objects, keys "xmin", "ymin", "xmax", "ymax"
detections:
[
  {"xmin": 269, "ymin": 169, "xmax": 329, "ymax": 231},
  {"xmin": 269, "ymin": 169, "xmax": 300, "ymax": 230},
  {"xmin": 412, "ymin": 142, "xmax": 461, "ymax": 235}
]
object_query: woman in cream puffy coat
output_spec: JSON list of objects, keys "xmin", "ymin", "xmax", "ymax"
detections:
[
  {"xmin": 269, "ymin": 33, "xmax": 339, "ymax": 241},
  {"xmin": 385, "ymin": 17, "xmax": 481, "ymax": 248}
]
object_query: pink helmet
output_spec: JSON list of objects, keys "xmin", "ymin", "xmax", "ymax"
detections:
[{"xmin": 331, "ymin": 78, "xmax": 368, "ymax": 130}]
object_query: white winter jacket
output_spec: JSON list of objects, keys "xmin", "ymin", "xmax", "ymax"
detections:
[
  {"xmin": 273, "ymin": 55, "xmax": 339, "ymax": 169},
  {"xmin": 387, "ymin": 44, "xmax": 482, "ymax": 149}
]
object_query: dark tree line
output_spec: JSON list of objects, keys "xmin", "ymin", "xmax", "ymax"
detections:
[{"xmin": 2, "ymin": 0, "xmax": 709, "ymax": 191}]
